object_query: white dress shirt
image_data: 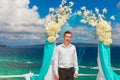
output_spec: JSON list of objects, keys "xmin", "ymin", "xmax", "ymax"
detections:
[{"xmin": 53, "ymin": 43, "xmax": 79, "ymax": 74}]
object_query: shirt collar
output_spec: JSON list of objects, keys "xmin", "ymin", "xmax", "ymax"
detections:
[{"xmin": 61, "ymin": 43, "xmax": 72, "ymax": 48}]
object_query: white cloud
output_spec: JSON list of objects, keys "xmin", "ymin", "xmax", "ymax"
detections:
[
  {"xmin": 69, "ymin": 22, "xmax": 120, "ymax": 45},
  {"xmin": 0, "ymin": 0, "xmax": 119, "ymax": 46},
  {"xmin": 112, "ymin": 23, "xmax": 120, "ymax": 44},
  {"xmin": 112, "ymin": 23, "xmax": 120, "ymax": 40},
  {"xmin": 71, "ymin": 26, "xmax": 97, "ymax": 43},
  {"xmin": 117, "ymin": 1, "xmax": 120, "ymax": 9},
  {"xmin": 56, "ymin": 22, "xmax": 98, "ymax": 44},
  {"xmin": 0, "ymin": 0, "xmax": 46, "ymax": 45}
]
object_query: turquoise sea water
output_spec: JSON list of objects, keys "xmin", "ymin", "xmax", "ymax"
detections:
[{"xmin": 0, "ymin": 45, "xmax": 120, "ymax": 80}]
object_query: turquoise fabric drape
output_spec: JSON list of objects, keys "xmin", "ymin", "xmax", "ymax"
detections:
[
  {"xmin": 99, "ymin": 42, "xmax": 120, "ymax": 80},
  {"xmin": 31, "ymin": 40, "xmax": 55, "ymax": 80}
]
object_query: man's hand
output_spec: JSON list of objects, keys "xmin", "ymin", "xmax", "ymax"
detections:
[
  {"xmin": 73, "ymin": 73, "xmax": 78, "ymax": 78},
  {"xmin": 55, "ymin": 74, "xmax": 59, "ymax": 80}
]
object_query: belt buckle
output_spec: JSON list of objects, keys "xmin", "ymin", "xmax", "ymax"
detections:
[{"xmin": 65, "ymin": 68, "xmax": 70, "ymax": 70}]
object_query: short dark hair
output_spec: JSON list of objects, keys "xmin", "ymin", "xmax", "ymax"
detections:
[{"xmin": 64, "ymin": 31, "xmax": 72, "ymax": 37}]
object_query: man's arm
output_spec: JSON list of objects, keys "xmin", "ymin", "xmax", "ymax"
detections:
[
  {"xmin": 53, "ymin": 47, "xmax": 59, "ymax": 80},
  {"xmin": 73, "ymin": 46, "xmax": 79, "ymax": 78}
]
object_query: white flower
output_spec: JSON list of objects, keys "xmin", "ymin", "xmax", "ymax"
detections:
[
  {"xmin": 45, "ymin": 0, "xmax": 73, "ymax": 42},
  {"xmin": 110, "ymin": 16, "xmax": 115, "ymax": 20},
  {"xmin": 83, "ymin": 10, "xmax": 90, "ymax": 17},
  {"xmin": 49, "ymin": 8, "xmax": 55, "ymax": 12},
  {"xmin": 45, "ymin": 15, "xmax": 52, "ymax": 23},
  {"xmin": 32, "ymin": 6, "xmax": 38, "ymax": 11},
  {"xmin": 77, "ymin": 11, "xmax": 82, "ymax": 15},
  {"xmin": 80, "ymin": 7, "xmax": 114, "ymax": 46},
  {"xmin": 69, "ymin": 2, "xmax": 74, "ymax": 7},
  {"xmin": 80, "ymin": 19, "xmax": 87, "ymax": 24},
  {"xmin": 55, "ymin": 34, "xmax": 59, "ymax": 38},
  {"xmin": 105, "ymin": 32, "xmax": 111, "ymax": 37},
  {"xmin": 105, "ymin": 26, "xmax": 111, "ymax": 31},
  {"xmin": 95, "ymin": 8, "xmax": 99, "ymax": 14},
  {"xmin": 102, "ymin": 8, "xmax": 107, "ymax": 14},
  {"xmin": 96, "ymin": 28, "xmax": 104, "ymax": 36},
  {"xmin": 59, "ymin": 4, "xmax": 62, "ymax": 7},
  {"xmin": 103, "ymin": 38, "xmax": 112, "ymax": 46},
  {"xmin": 68, "ymin": 8, "xmax": 72, "ymax": 13},
  {"xmin": 98, "ymin": 36, "xmax": 104, "ymax": 41},
  {"xmin": 101, "ymin": 14, "xmax": 105, "ymax": 19},
  {"xmin": 90, "ymin": 15, "xmax": 97, "ymax": 20},
  {"xmin": 81, "ymin": 6, "xmax": 86, "ymax": 10},
  {"xmin": 58, "ymin": 7, "xmax": 64, "ymax": 14},
  {"xmin": 62, "ymin": 0, "xmax": 67, "ymax": 5},
  {"xmin": 47, "ymin": 30, "xmax": 55, "ymax": 36},
  {"xmin": 57, "ymin": 18, "xmax": 64, "ymax": 26},
  {"xmin": 47, "ymin": 36, "xmax": 56, "ymax": 42},
  {"xmin": 88, "ymin": 20, "xmax": 97, "ymax": 26}
]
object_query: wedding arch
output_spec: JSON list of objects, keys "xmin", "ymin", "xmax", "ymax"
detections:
[{"xmin": 31, "ymin": 0, "xmax": 120, "ymax": 80}]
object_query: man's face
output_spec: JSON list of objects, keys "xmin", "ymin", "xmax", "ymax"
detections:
[{"xmin": 64, "ymin": 33, "xmax": 72, "ymax": 43}]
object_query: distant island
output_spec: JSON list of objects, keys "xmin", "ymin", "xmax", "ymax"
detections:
[
  {"xmin": 0, "ymin": 43, "xmax": 120, "ymax": 48},
  {"xmin": 14, "ymin": 43, "xmax": 98, "ymax": 47}
]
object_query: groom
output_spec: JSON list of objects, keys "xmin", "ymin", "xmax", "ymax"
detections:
[{"xmin": 53, "ymin": 31, "xmax": 79, "ymax": 80}]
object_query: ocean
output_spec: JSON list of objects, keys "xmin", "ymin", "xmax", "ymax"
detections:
[{"xmin": 0, "ymin": 45, "xmax": 120, "ymax": 80}]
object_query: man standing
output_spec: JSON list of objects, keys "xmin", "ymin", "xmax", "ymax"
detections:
[{"xmin": 54, "ymin": 31, "xmax": 79, "ymax": 80}]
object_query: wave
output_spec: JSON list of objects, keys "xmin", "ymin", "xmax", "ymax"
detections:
[
  {"xmin": 90, "ymin": 66, "xmax": 98, "ymax": 69},
  {"xmin": 112, "ymin": 67, "xmax": 120, "ymax": 70},
  {"xmin": 79, "ymin": 65, "xmax": 88, "ymax": 68},
  {"xmin": 26, "ymin": 61, "xmax": 32, "ymax": 64},
  {"xmin": 79, "ymin": 65, "xmax": 120, "ymax": 71}
]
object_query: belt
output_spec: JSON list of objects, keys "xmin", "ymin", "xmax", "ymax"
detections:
[{"xmin": 59, "ymin": 67, "xmax": 73, "ymax": 71}]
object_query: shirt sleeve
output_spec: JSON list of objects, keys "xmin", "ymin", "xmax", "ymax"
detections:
[
  {"xmin": 74, "ymin": 46, "xmax": 79, "ymax": 74},
  {"xmin": 53, "ymin": 46, "xmax": 59, "ymax": 74}
]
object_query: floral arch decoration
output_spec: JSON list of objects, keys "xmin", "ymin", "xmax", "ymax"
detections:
[
  {"xmin": 31, "ymin": 0, "xmax": 120, "ymax": 80},
  {"xmin": 45, "ymin": 1, "xmax": 115, "ymax": 46}
]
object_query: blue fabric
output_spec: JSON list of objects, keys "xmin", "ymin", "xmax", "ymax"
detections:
[
  {"xmin": 99, "ymin": 42, "xmax": 120, "ymax": 80},
  {"xmin": 31, "ymin": 40, "xmax": 55, "ymax": 80}
]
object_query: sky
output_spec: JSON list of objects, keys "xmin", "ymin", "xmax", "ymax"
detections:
[{"xmin": 0, "ymin": 0, "xmax": 120, "ymax": 46}]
